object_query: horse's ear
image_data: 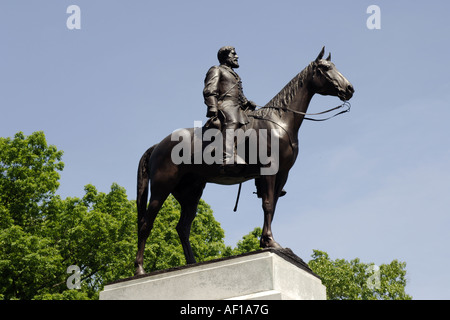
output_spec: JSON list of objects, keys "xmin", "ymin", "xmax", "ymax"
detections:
[
  {"xmin": 326, "ymin": 52, "xmax": 331, "ymax": 61},
  {"xmin": 315, "ymin": 46, "xmax": 325, "ymax": 62}
]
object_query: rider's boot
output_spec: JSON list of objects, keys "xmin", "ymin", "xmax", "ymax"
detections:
[{"xmin": 220, "ymin": 121, "xmax": 246, "ymax": 174}]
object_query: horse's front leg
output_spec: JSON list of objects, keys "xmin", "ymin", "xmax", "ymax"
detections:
[{"xmin": 259, "ymin": 175, "xmax": 282, "ymax": 249}]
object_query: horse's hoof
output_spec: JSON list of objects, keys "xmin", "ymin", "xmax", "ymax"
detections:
[
  {"xmin": 260, "ymin": 236, "xmax": 283, "ymax": 249},
  {"xmin": 135, "ymin": 265, "xmax": 145, "ymax": 276}
]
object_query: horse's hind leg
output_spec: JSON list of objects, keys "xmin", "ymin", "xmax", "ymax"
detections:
[
  {"xmin": 135, "ymin": 184, "xmax": 171, "ymax": 275},
  {"xmin": 173, "ymin": 179, "xmax": 206, "ymax": 264}
]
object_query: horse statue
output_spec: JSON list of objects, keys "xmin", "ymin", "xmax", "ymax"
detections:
[{"xmin": 134, "ymin": 47, "xmax": 354, "ymax": 275}]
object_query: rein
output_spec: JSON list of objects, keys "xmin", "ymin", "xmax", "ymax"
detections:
[{"xmin": 259, "ymin": 100, "xmax": 351, "ymax": 122}]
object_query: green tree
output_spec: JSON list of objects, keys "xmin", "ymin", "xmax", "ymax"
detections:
[
  {"xmin": 0, "ymin": 225, "xmax": 63, "ymax": 299},
  {"xmin": 36, "ymin": 183, "xmax": 138, "ymax": 299},
  {"xmin": 0, "ymin": 132, "xmax": 66, "ymax": 299},
  {"xmin": 0, "ymin": 132, "xmax": 137, "ymax": 299},
  {"xmin": 0, "ymin": 131, "xmax": 64, "ymax": 230},
  {"xmin": 0, "ymin": 182, "xmax": 138, "ymax": 300},
  {"xmin": 223, "ymin": 227, "xmax": 262, "ymax": 257},
  {"xmin": 308, "ymin": 250, "xmax": 412, "ymax": 300},
  {"xmin": 0, "ymin": 131, "xmax": 230, "ymax": 299}
]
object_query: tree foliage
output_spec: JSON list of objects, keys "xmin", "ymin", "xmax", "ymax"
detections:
[
  {"xmin": 0, "ymin": 132, "xmax": 137, "ymax": 299},
  {"xmin": 0, "ymin": 131, "xmax": 64, "ymax": 229},
  {"xmin": 0, "ymin": 131, "xmax": 234, "ymax": 299},
  {"xmin": 223, "ymin": 227, "xmax": 262, "ymax": 257},
  {"xmin": 308, "ymin": 250, "xmax": 412, "ymax": 300},
  {"xmin": 0, "ymin": 182, "xmax": 137, "ymax": 300}
]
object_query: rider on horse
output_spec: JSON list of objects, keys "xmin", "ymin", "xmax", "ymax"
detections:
[
  {"xmin": 203, "ymin": 46, "xmax": 257, "ymax": 167},
  {"xmin": 203, "ymin": 46, "xmax": 286, "ymax": 196}
]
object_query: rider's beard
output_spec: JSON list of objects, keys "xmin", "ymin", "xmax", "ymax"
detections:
[{"xmin": 227, "ymin": 58, "xmax": 239, "ymax": 69}]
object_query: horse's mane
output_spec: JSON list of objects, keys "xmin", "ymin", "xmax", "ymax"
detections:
[{"xmin": 248, "ymin": 62, "xmax": 313, "ymax": 119}]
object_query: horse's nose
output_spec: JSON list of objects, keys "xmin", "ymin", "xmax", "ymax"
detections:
[{"xmin": 347, "ymin": 84, "xmax": 354, "ymax": 93}]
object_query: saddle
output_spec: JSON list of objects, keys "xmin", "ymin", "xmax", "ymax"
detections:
[
  {"xmin": 203, "ymin": 113, "xmax": 286, "ymax": 203},
  {"xmin": 204, "ymin": 111, "xmax": 255, "ymax": 132}
]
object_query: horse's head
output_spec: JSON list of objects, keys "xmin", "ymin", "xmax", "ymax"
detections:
[{"xmin": 310, "ymin": 47, "xmax": 354, "ymax": 101}]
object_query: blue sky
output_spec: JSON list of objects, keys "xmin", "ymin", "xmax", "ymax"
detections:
[{"xmin": 1, "ymin": 1, "xmax": 449, "ymax": 299}]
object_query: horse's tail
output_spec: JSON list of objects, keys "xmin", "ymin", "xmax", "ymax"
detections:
[{"xmin": 137, "ymin": 145, "xmax": 157, "ymax": 218}]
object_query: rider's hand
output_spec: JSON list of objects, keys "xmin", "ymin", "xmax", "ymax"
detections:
[
  {"xmin": 247, "ymin": 100, "xmax": 257, "ymax": 110},
  {"xmin": 206, "ymin": 108, "xmax": 218, "ymax": 118}
]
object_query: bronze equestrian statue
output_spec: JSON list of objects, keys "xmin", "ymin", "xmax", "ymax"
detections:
[{"xmin": 134, "ymin": 47, "xmax": 354, "ymax": 275}]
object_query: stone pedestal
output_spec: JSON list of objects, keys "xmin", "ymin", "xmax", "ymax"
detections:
[{"xmin": 99, "ymin": 248, "xmax": 326, "ymax": 300}]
